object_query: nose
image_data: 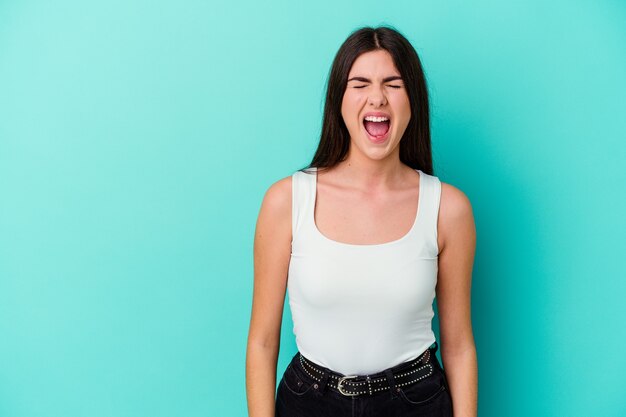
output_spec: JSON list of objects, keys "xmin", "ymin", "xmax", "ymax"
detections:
[{"xmin": 368, "ymin": 88, "xmax": 388, "ymax": 107}]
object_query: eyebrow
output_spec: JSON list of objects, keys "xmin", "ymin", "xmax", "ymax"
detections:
[{"xmin": 347, "ymin": 76, "xmax": 403, "ymax": 83}]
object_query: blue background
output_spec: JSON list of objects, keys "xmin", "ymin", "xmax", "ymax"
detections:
[{"xmin": 1, "ymin": 1, "xmax": 625, "ymax": 416}]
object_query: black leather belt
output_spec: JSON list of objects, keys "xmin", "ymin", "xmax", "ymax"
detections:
[{"xmin": 296, "ymin": 342, "xmax": 437, "ymax": 397}]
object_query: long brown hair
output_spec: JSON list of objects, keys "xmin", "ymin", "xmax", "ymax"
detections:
[{"xmin": 301, "ymin": 25, "xmax": 433, "ymax": 175}]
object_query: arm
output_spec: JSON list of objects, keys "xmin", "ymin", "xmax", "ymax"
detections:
[
  {"xmin": 436, "ymin": 182, "xmax": 478, "ymax": 417},
  {"xmin": 245, "ymin": 176, "xmax": 293, "ymax": 417}
]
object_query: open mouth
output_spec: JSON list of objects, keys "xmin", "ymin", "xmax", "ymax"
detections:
[{"xmin": 363, "ymin": 117, "xmax": 391, "ymax": 138}]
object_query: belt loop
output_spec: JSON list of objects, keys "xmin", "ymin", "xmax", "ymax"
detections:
[
  {"xmin": 317, "ymin": 368, "xmax": 330, "ymax": 394},
  {"xmin": 384, "ymin": 369, "xmax": 398, "ymax": 399}
]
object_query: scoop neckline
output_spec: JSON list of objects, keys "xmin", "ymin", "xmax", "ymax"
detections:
[{"xmin": 310, "ymin": 167, "xmax": 424, "ymax": 248}]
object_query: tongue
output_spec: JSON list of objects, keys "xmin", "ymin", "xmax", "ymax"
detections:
[{"xmin": 364, "ymin": 120, "xmax": 390, "ymax": 137}]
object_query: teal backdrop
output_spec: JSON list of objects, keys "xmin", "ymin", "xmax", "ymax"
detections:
[{"xmin": 1, "ymin": 1, "xmax": 625, "ymax": 416}]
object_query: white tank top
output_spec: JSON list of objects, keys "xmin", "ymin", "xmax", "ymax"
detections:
[{"xmin": 287, "ymin": 167, "xmax": 441, "ymax": 375}]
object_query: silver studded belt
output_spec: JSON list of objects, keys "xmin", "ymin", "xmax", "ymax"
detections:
[{"xmin": 297, "ymin": 345, "xmax": 436, "ymax": 397}]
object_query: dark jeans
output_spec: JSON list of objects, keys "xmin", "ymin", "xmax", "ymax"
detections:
[{"xmin": 275, "ymin": 343, "xmax": 453, "ymax": 417}]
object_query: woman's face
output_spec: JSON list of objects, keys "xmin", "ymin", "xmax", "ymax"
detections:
[{"xmin": 341, "ymin": 49, "xmax": 411, "ymax": 161}]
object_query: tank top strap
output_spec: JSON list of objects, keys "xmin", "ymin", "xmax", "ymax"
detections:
[
  {"xmin": 416, "ymin": 169, "xmax": 442, "ymax": 254},
  {"xmin": 291, "ymin": 169, "xmax": 315, "ymax": 241}
]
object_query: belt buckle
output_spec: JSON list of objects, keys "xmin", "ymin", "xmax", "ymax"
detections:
[{"xmin": 337, "ymin": 375, "xmax": 359, "ymax": 396}]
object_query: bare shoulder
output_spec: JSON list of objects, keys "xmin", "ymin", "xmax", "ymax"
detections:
[
  {"xmin": 439, "ymin": 181, "xmax": 473, "ymax": 221},
  {"xmin": 438, "ymin": 181, "xmax": 476, "ymax": 252},
  {"xmin": 259, "ymin": 174, "xmax": 292, "ymax": 217},
  {"xmin": 256, "ymin": 174, "xmax": 292, "ymax": 241}
]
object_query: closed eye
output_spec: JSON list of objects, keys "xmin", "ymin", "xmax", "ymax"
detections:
[{"xmin": 353, "ymin": 85, "xmax": 402, "ymax": 89}]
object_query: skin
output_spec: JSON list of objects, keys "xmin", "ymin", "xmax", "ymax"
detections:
[{"xmin": 246, "ymin": 49, "xmax": 477, "ymax": 417}]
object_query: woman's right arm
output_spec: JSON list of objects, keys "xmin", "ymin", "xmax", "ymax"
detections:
[{"xmin": 246, "ymin": 176, "xmax": 292, "ymax": 417}]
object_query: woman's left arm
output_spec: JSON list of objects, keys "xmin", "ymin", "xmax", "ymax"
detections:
[{"xmin": 436, "ymin": 182, "xmax": 478, "ymax": 417}]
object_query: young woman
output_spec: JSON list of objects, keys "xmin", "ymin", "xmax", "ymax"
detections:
[{"xmin": 246, "ymin": 25, "xmax": 477, "ymax": 417}]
